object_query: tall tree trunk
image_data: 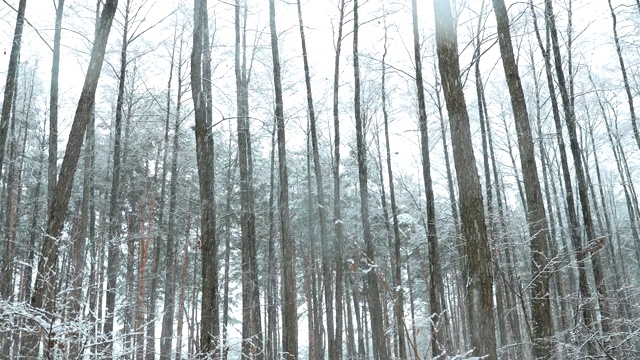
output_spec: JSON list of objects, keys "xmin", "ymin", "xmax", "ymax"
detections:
[
  {"xmin": 191, "ymin": 0, "xmax": 219, "ymax": 356},
  {"xmin": 47, "ymin": 0, "xmax": 64, "ymax": 217},
  {"xmin": 266, "ymin": 119, "xmax": 278, "ymax": 360},
  {"xmin": 332, "ymin": 1, "xmax": 346, "ymax": 359},
  {"xmin": 352, "ymin": 1, "xmax": 388, "ymax": 358},
  {"xmin": 176, "ymin": 208, "xmax": 193, "ymax": 360},
  {"xmin": 68, "ymin": 65, "xmax": 93, "ymax": 359},
  {"xmin": 380, "ymin": 21, "xmax": 406, "ymax": 359},
  {"xmin": 530, "ymin": 2, "xmax": 598, "ymax": 354},
  {"xmin": 491, "ymin": 0, "xmax": 554, "ymax": 356},
  {"xmin": 234, "ymin": 1, "xmax": 263, "ymax": 358},
  {"xmin": 433, "ymin": 0, "xmax": 497, "ymax": 358},
  {"xmin": 411, "ymin": 0, "xmax": 447, "ymax": 355},
  {"xmin": 159, "ymin": 24, "xmax": 179, "ymax": 360},
  {"xmin": 268, "ymin": 0, "xmax": 297, "ymax": 357},
  {"xmin": 544, "ymin": 0, "xmax": 613, "ymax": 350},
  {"xmin": 296, "ymin": 2, "xmax": 332, "ymax": 358},
  {"xmin": 24, "ymin": 1, "xmax": 117, "ymax": 357},
  {"xmin": 0, "ymin": 0, "xmax": 26, "ymax": 177},
  {"xmin": 104, "ymin": 0, "xmax": 131, "ymax": 353}
]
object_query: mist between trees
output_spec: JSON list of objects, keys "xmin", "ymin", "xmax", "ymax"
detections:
[{"xmin": 1, "ymin": 0, "xmax": 640, "ymax": 359}]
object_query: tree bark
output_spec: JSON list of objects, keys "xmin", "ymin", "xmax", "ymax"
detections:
[
  {"xmin": 433, "ymin": 0, "xmax": 497, "ymax": 358},
  {"xmin": 268, "ymin": 0, "xmax": 297, "ymax": 357},
  {"xmin": 491, "ymin": 0, "xmax": 554, "ymax": 357},
  {"xmin": 191, "ymin": 0, "xmax": 220, "ymax": 356},
  {"xmin": 411, "ymin": 0, "xmax": 447, "ymax": 355},
  {"xmin": 352, "ymin": 0, "xmax": 389, "ymax": 358},
  {"xmin": 332, "ymin": 1, "xmax": 346, "ymax": 359},
  {"xmin": 0, "ymin": 0, "xmax": 26, "ymax": 177}
]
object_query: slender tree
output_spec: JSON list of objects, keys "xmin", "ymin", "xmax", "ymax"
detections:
[
  {"xmin": 23, "ymin": 1, "xmax": 118, "ymax": 357},
  {"xmin": 332, "ymin": 1, "xmax": 347, "ymax": 359},
  {"xmin": 491, "ymin": 0, "xmax": 553, "ymax": 356},
  {"xmin": 0, "ymin": 0, "xmax": 26, "ymax": 177},
  {"xmin": 353, "ymin": 0, "xmax": 389, "ymax": 358},
  {"xmin": 269, "ymin": 0, "xmax": 297, "ymax": 357},
  {"xmin": 411, "ymin": 0, "xmax": 447, "ymax": 355},
  {"xmin": 296, "ymin": 1, "xmax": 333, "ymax": 357}
]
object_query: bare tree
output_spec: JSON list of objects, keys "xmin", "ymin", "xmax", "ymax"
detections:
[
  {"xmin": 191, "ymin": 0, "xmax": 220, "ymax": 356},
  {"xmin": 269, "ymin": 0, "xmax": 297, "ymax": 357},
  {"xmin": 433, "ymin": 0, "xmax": 497, "ymax": 358},
  {"xmin": 491, "ymin": 0, "xmax": 553, "ymax": 356},
  {"xmin": 23, "ymin": 0, "xmax": 118, "ymax": 357},
  {"xmin": 0, "ymin": 0, "xmax": 26, "ymax": 178}
]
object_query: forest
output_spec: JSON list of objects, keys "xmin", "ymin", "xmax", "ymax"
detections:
[{"xmin": 0, "ymin": 0, "xmax": 639, "ymax": 359}]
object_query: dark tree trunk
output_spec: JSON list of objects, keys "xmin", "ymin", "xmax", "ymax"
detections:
[
  {"xmin": 296, "ymin": 2, "xmax": 333, "ymax": 357},
  {"xmin": 607, "ymin": 0, "xmax": 640, "ymax": 152},
  {"xmin": 235, "ymin": 0, "xmax": 263, "ymax": 357},
  {"xmin": 47, "ymin": 0, "xmax": 64, "ymax": 217},
  {"xmin": 191, "ymin": 0, "xmax": 220, "ymax": 356},
  {"xmin": 268, "ymin": 0, "xmax": 297, "ymax": 357},
  {"xmin": 0, "ymin": 0, "xmax": 26, "ymax": 177},
  {"xmin": 380, "ymin": 22, "xmax": 406, "ymax": 359},
  {"xmin": 332, "ymin": 1, "xmax": 346, "ymax": 359},
  {"xmin": 24, "ymin": 1, "xmax": 117, "ymax": 357},
  {"xmin": 433, "ymin": 0, "xmax": 497, "ymax": 358},
  {"xmin": 545, "ymin": 0, "xmax": 612, "ymax": 350},
  {"xmin": 411, "ymin": 0, "xmax": 447, "ymax": 355},
  {"xmin": 104, "ymin": 0, "xmax": 131, "ymax": 353},
  {"xmin": 491, "ymin": 0, "xmax": 554, "ymax": 357},
  {"xmin": 159, "ymin": 23, "xmax": 179, "ymax": 360},
  {"xmin": 530, "ymin": 1, "xmax": 598, "ymax": 354}
]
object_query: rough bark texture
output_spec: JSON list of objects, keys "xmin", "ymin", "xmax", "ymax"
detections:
[
  {"xmin": 192, "ymin": 0, "xmax": 220, "ymax": 356},
  {"xmin": 24, "ymin": 0, "xmax": 117, "ymax": 357},
  {"xmin": 491, "ymin": 0, "xmax": 553, "ymax": 357},
  {"xmin": 432, "ymin": 0, "xmax": 497, "ymax": 358},
  {"xmin": 269, "ymin": 0, "xmax": 297, "ymax": 357}
]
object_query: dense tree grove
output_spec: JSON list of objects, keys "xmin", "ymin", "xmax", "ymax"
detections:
[{"xmin": 1, "ymin": 0, "xmax": 640, "ymax": 359}]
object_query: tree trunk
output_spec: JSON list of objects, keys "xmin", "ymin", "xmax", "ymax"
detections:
[
  {"xmin": 433, "ymin": 0, "xmax": 497, "ymax": 358},
  {"xmin": 544, "ymin": 0, "xmax": 613, "ymax": 351},
  {"xmin": 332, "ymin": 1, "xmax": 346, "ymax": 359},
  {"xmin": 607, "ymin": 0, "xmax": 640, "ymax": 152},
  {"xmin": 235, "ymin": 1, "xmax": 263, "ymax": 357},
  {"xmin": 191, "ymin": 0, "xmax": 220, "ymax": 355},
  {"xmin": 380, "ymin": 26, "xmax": 406, "ymax": 359},
  {"xmin": 0, "ymin": 0, "xmax": 26, "ymax": 177},
  {"xmin": 296, "ymin": 2, "xmax": 333, "ymax": 357},
  {"xmin": 491, "ymin": 0, "xmax": 554, "ymax": 356},
  {"xmin": 268, "ymin": 0, "xmax": 297, "ymax": 358},
  {"xmin": 352, "ymin": 1, "xmax": 389, "ymax": 358},
  {"xmin": 530, "ymin": 1, "xmax": 598, "ymax": 354}
]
